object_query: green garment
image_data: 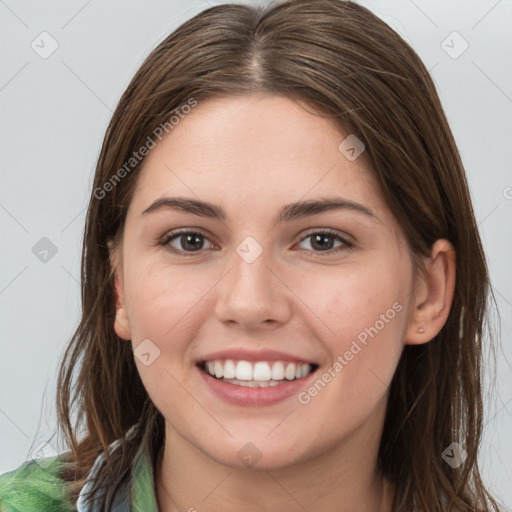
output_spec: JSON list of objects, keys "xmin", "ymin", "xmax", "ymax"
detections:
[{"xmin": 0, "ymin": 422, "xmax": 159, "ymax": 512}]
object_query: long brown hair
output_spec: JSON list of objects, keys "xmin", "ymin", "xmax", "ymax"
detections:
[{"xmin": 55, "ymin": 0, "xmax": 500, "ymax": 509}]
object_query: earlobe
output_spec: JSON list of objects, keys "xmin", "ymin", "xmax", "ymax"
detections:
[
  {"xmin": 113, "ymin": 271, "xmax": 132, "ymax": 340},
  {"xmin": 109, "ymin": 240, "xmax": 132, "ymax": 340},
  {"xmin": 114, "ymin": 305, "xmax": 132, "ymax": 340},
  {"xmin": 405, "ymin": 239, "xmax": 456, "ymax": 345}
]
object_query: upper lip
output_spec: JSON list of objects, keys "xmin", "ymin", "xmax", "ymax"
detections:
[{"xmin": 198, "ymin": 348, "xmax": 318, "ymax": 365}]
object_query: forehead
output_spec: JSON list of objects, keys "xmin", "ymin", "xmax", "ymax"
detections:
[{"xmin": 128, "ymin": 94, "xmax": 387, "ymax": 221}]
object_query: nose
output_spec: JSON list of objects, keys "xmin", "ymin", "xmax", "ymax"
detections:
[{"xmin": 214, "ymin": 245, "xmax": 293, "ymax": 330}]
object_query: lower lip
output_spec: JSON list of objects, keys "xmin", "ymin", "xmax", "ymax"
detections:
[{"xmin": 197, "ymin": 366, "xmax": 317, "ymax": 407}]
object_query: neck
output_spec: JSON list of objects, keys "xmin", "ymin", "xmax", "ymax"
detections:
[{"xmin": 155, "ymin": 417, "xmax": 395, "ymax": 512}]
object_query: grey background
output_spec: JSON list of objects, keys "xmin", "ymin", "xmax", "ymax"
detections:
[{"xmin": 1, "ymin": 0, "xmax": 511, "ymax": 508}]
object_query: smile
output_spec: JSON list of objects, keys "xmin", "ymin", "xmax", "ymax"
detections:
[{"xmin": 199, "ymin": 359, "xmax": 318, "ymax": 387}]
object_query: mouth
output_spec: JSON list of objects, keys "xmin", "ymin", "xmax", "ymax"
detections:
[{"xmin": 197, "ymin": 359, "xmax": 319, "ymax": 388}]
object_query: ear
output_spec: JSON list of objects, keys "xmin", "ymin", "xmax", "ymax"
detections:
[
  {"xmin": 108, "ymin": 239, "xmax": 132, "ymax": 341},
  {"xmin": 405, "ymin": 239, "xmax": 456, "ymax": 345}
]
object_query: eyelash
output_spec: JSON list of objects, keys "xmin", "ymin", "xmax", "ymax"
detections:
[{"xmin": 158, "ymin": 228, "xmax": 354, "ymax": 257}]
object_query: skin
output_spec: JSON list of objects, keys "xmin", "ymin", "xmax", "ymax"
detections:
[{"xmin": 110, "ymin": 94, "xmax": 456, "ymax": 511}]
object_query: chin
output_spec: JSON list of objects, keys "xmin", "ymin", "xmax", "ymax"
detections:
[{"xmin": 201, "ymin": 437, "xmax": 310, "ymax": 472}]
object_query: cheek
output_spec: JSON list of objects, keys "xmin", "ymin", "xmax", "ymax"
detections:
[
  {"xmin": 296, "ymin": 256, "xmax": 410, "ymax": 342},
  {"xmin": 292, "ymin": 256, "xmax": 410, "ymax": 406},
  {"xmin": 122, "ymin": 259, "xmax": 226, "ymax": 406},
  {"xmin": 122, "ymin": 259, "xmax": 215, "ymax": 416},
  {"xmin": 288, "ymin": 296, "xmax": 406, "ymax": 447},
  {"xmin": 123, "ymin": 258, "xmax": 219, "ymax": 344}
]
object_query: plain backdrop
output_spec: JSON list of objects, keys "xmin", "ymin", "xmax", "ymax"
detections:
[{"xmin": 1, "ymin": 0, "xmax": 511, "ymax": 508}]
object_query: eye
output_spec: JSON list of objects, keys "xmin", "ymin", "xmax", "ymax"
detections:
[
  {"xmin": 160, "ymin": 230, "xmax": 215, "ymax": 255},
  {"xmin": 159, "ymin": 228, "xmax": 353, "ymax": 256},
  {"xmin": 296, "ymin": 229, "xmax": 353, "ymax": 254}
]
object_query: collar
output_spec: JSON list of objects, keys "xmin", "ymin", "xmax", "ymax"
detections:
[
  {"xmin": 77, "ymin": 420, "xmax": 159, "ymax": 511},
  {"xmin": 131, "ymin": 424, "xmax": 160, "ymax": 511}
]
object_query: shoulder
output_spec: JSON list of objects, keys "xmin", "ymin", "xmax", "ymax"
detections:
[{"xmin": 0, "ymin": 455, "xmax": 76, "ymax": 512}]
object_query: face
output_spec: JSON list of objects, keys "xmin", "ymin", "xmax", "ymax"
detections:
[{"xmin": 111, "ymin": 94, "xmax": 418, "ymax": 470}]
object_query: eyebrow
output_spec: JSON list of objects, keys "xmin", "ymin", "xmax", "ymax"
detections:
[{"xmin": 141, "ymin": 196, "xmax": 380, "ymax": 223}]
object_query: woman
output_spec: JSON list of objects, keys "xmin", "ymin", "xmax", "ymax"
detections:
[{"xmin": 0, "ymin": 0, "xmax": 502, "ymax": 510}]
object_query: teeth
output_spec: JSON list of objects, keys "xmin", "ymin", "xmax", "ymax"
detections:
[
  {"xmin": 220, "ymin": 378, "xmax": 287, "ymax": 388},
  {"xmin": 284, "ymin": 363, "xmax": 296, "ymax": 380},
  {"xmin": 202, "ymin": 359, "xmax": 314, "ymax": 383},
  {"xmin": 214, "ymin": 361, "xmax": 224, "ymax": 379},
  {"xmin": 253, "ymin": 361, "xmax": 272, "ymax": 381},
  {"xmin": 271, "ymin": 361, "xmax": 284, "ymax": 380},
  {"xmin": 235, "ymin": 361, "xmax": 253, "ymax": 381},
  {"xmin": 224, "ymin": 359, "xmax": 236, "ymax": 379}
]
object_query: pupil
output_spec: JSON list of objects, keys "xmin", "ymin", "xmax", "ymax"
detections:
[
  {"xmin": 182, "ymin": 234, "xmax": 203, "ymax": 251},
  {"xmin": 313, "ymin": 234, "xmax": 333, "ymax": 250}
]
